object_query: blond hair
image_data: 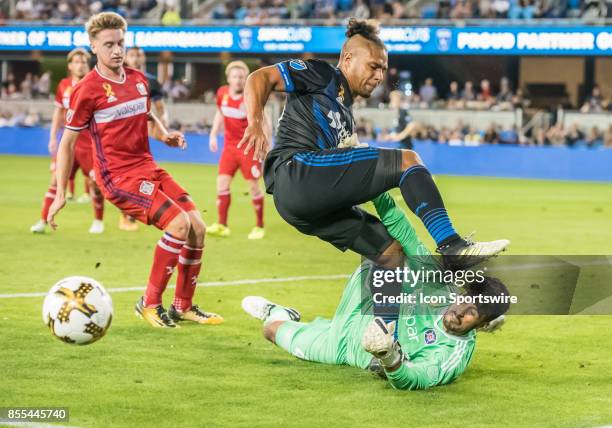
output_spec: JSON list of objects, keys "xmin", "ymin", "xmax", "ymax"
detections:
[
  {"xmin": 85, "ymin": 12, "xmax": 127, "ymax": 40},
  {"xmin": 67, "ymin": 47, "xmax": 91, "ymax": 63},
  {"xmin": 225, "ymin": 60, "xmax": 249, "ymax": 77}
]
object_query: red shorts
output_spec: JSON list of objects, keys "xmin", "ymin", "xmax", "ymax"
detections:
[
  {"xmin": 74, "ymin": 144, "xmax": 94, "ymax": 178},
  {"xmin": 49, "ymin": 154, "xmax": 82, "ymax": 179},
  {"xmin": 219, "ymin": 144, "xmax": 262, "ymax": 180},
  {"xmin": 97, "ymin": 167, "xmax": 196, "ymax": 230}
]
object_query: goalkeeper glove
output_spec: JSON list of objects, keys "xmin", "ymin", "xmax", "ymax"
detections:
[{"xmin": 362, "ymin": 317, "xmax": 404, "ymax": 369}]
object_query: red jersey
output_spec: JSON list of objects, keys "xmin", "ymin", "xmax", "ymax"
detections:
[
  {"xmin": 216, "ymin": 85, "xmax": 247, "ymax": 146},
  {"xmin": 55, "ymin": 77, "xmax": 91, "ymax": 151},
  {"xmin": 65, "ymin": 66, "xmax": 154, "ymax": 187}
]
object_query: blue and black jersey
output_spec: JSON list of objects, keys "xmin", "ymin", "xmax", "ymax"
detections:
[{"xmin": 264, "ymin": 59, "xmax": 355, "ymax": 192}]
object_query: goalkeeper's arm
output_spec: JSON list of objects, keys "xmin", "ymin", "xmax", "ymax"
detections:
[{"xmin": 362, "ymin": 317, "xmax": 440, "ymax": 390}]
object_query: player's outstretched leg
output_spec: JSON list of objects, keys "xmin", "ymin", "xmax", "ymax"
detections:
[
  {"xmin": 168, "ymin": 210, "xmax": 224, "ymax": 325},
  {"xmin": 397, "ymin": 150, "xmax": 509, "ymax": 268},
  {"xmin": 247, "ymin": 179, "xmax": 265, "ymax": 240},
  {"xmin": 242, "ymin": 296, "xmax": 301, "ymax": 323}
]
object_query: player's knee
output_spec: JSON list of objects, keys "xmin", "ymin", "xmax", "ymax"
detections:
[
  {"xmin": 248, "ymin": 179, "xmax": 261, "ymax": 196},
  {"xmin": 216, "ymin": 175, "xmax": 231, "ymax": 192},
  {"xmin": 400, "ymin": 150, "xmax": 424, "ymax": 171},
  {"xmin": 375, "ymin": 240, "xmax": 405, "ymax": 269},
  {"xmin": 263, "ymin": 321, "xmax": 283, "ymax": 343},
  {"xmin": 166, "ymin": 211, "xmax": 191, "ymax": 241},
  {"xmin": 188, "ymin": 213, "xmax": 206, "ymax": 242}
]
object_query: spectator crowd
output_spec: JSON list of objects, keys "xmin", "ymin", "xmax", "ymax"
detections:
[{"xmin": 2, "ymin": 0, "xmax": 609, "ymax": 23}]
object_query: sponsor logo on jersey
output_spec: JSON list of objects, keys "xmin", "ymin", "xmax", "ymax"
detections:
[
  {"xmin": 327, "ymin": 110, "xmax": 351, "ymax": 143},
  {"xmin": 139, "ymin": 181, "xmax": 154, "ymax": 195},
  {"xmin": 102, "ymin": 82, "xmax": 117, "ymax": 103},
  {"xmin": 289, "ymin": 59, "xmax": 307, "ymax": 71},
  {"xmin": 424, "ymin": 329, "xmax": 437, "ymax": 344},
  {"xmin": 136, "ymin": 82, "xmax": 147, "ymax": 96},
  {"xmin": 93, "ymin": 97, "xmax": 148, "ymax": 124}
]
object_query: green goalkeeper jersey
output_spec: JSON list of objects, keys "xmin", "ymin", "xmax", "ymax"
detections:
[{"xmin": 349, "ymin": 193, "xmax": 476, "ymax": 390}]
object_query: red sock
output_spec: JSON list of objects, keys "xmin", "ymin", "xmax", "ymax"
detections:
[
  {"xmin": 91, "ymin": 190, "xmax": 104, "ymax": 221},
  {"xmin": 173, "ymin": 245, "xmax": 203, "ymax": 312},
  {"xmin": 252, "ymin": 193, "xmax": 264, "ymax": 228},
  {"xmin": 68, "ymin": 178, "xmax": 75, "ymax": 195},
  {"xmin": 144, "ymin": 233, "xmax": 185, "ymax": 307},
  {"xmin": 41, "ymin": 186, "xmax": 56, "ymax": 222},
  {"xmin": 217, "ymin": 191, "xmax": 231, "ymax": 226}
]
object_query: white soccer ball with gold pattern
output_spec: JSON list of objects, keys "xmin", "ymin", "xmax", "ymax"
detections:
[{"xmin": 42, "ymin": 276, "xmax": 113, "ymax": 345}]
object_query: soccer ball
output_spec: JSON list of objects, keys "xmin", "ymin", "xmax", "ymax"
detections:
[{"xmin": 42, "ymin": 276, "xmax": 113, "ymax": 345}]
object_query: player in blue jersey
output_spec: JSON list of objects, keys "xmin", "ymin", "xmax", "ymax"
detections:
[{"xmin": 239, "ymin": 19, "xmax": 509, "ymax": 272}]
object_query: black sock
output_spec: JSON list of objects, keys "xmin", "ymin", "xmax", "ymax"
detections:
[{"xmin": 398, "ymin": 165, "xmax": 460, "ymax": 247}]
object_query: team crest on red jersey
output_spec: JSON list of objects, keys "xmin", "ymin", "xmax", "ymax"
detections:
[
  {"xmin": 66, "ymin": 109, "xmax": 74, "ymax": 123},
  {"xmin": 136, "ymin": 82, "xmax": 147, "ymax": 96}
]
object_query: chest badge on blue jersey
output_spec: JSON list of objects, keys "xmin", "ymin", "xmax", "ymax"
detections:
[
  {"xmin": 424, "ymin": 329, "xmax": 437, "ymax": 345},
  {"xmin": 289, "ymin": 60, "xmax": 307, "ymax": 71}
]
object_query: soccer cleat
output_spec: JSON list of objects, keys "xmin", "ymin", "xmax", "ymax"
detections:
[
  {"xmin": 118, "ymin": 215, "xmax": 139, "ymax": 232},
  {"xmin": 76, "ymin": 193, "xmax": 91, "ymax": 204},
  {"xmin": 241, "ymin": 296, "xmax": 301, "ymax": 323},
  {"xmin": 168, "ymin": 304, "xmax": 224, "ymax": 325},
  {"xmin": 207, "ymin": 223, "xmax": 231, "ymax": 237},
  {"xmin": 88, "ymin": 219, "xmax": 105, "ymax": 234},
  {"xmin": 134, "ymin": 297, "xmax": 179, "ymax": 328},
  {"xmin": 30, "ymin": 220, "xmax": 47, "ymax": 234},
  {"xmin": 247, "ymin": 226, "xmax": 265, "ymax": 240},
  {"xmin": 437, "ymin": 235, "xmax": 510, "ymax": 270}
]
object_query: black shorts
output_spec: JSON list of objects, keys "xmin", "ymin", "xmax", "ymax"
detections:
[{"xmin": 271, "ymin": 147, "xmax": 404, "ymax": 259}]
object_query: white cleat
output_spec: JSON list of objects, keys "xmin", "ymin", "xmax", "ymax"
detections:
[
  {"xmin": 241, "ymin": 296, "xmax": 301, "ymax": 323},
  {"xmin": 88, "ymin": 220, "xmax": 105, "ymax": 234},
  {"xmin": 76, "ymin": 193, "xmax": 91, "ymax": 204},
  {"xmin": 437, "ymin": 236, "xmax": 510, "ymax": 269},
  {"xmin": 30, "ymin": 220, "xmax": 47, "ymax": 234}
]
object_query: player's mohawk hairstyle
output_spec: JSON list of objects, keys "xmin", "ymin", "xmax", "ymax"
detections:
[
  {"xmin": 85, "ymin": 12, "xmax": 127, "ymax": 40},
  {"xmin": 345, "ymin": 18, "xmax": 384, "ymax": 48}
]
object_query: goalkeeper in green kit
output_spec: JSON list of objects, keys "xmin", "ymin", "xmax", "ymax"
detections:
[{"xmin": 242, "ymin": 192, "xmax": 511, "ymax": 390}]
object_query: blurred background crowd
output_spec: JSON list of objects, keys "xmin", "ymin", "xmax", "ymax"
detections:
[{"xmin": 2, "ymin": 0, "xmax": 611, "ymax": 23}]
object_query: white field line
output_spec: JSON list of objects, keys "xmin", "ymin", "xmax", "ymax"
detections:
[
  {"xmin": 0, "ymin": 274, "xmax": 351, "ymax": 299},
  {"xmin": 1, "ymin": 258, "xmax": 609, "ymax": 300}
]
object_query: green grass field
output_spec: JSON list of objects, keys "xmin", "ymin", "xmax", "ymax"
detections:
[{"xmin": 1, "ymin": 155, "xmax": 611, "ymax": 427}]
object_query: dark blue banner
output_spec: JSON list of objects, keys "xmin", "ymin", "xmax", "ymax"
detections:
[{"xmin": 0, "ymin": 25, "xmax": 612, "ymax": 55}]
